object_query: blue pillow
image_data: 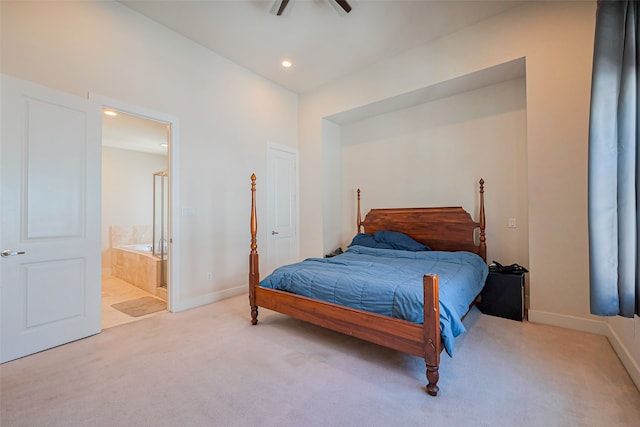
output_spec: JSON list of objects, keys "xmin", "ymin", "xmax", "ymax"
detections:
[
  {"xmin": 348, "ymin": 233, "xmax": 394, "ymax": 249},
  {"xmin": 348, "ymin": 231, "xmax": 430, "ymax": 251},
  {"xmin": 373, "ymin": 230, "xmax": 430, "ymax": 251}
]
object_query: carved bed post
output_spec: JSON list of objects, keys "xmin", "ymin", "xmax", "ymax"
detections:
[
  {"xmin": 356, "ymin": 188, "xmax": 362, "ymax": 234},
  {"xmin": 249, "ymin": 174, "xmax": 259, "ymax": 325},
  {"xmin": 423, "ymin": 274, "xmax": 440, "ymax": 396},
  {"xmin": 478, "ymin": 179, "xmax": 486, "ymax": 262}
]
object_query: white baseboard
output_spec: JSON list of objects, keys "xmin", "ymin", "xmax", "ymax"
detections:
[
  {"xmin": 171, "ymin": 285, "xmax": 246, "ymax": 312},
  {"xmin": 528, "ymin": 309, "xmax": 640, "ymax": 392},
  {"xmin": 606, "ymin": 321, "xmax": 640, "ymax": 392},
  {"xmin": 528, "ymin": 309, "xmax": 610, "ymax": 335}
]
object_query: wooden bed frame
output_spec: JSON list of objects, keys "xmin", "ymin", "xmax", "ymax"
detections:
[{"xmin": 249, "ymin": 174, "xmax": 486, "ymax": 396}]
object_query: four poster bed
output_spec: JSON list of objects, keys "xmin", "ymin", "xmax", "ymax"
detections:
[{"xmin": 248, "ymin": 174, "xmax": 487, "ymax": 396}]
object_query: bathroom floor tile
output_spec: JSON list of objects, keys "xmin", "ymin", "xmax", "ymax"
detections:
[{"xmin": 102, "ymin": 275, "xmax": 167, "ymax": 329}]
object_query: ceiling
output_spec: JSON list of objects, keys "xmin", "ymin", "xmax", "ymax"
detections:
[
  {"xmin": 108, "ymin": 1, "xmax": 522, "ymax": 153},
  {"xmin": 120, "ymin": 0, "xmax": 522, "ymax": 94}
]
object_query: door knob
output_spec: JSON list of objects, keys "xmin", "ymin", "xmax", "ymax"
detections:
[
  {"xmin": 1, "ymin": 249, "xmax": 26, "ymax": 258},
  {"xmin": 271, "ymin": 231, "xmax": 279, "ymax": 235}
]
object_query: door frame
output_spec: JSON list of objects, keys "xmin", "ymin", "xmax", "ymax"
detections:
[
  {"xmin": 266, "ymin": 143, "xmax": 299, "ymax": 273},
  {"xmin": 90, "ymin": 94, "xmax": 181, "ymax": 312}
]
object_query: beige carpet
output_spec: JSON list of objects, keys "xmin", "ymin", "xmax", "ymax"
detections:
[
  {"xmin": 111, "ymin": 296, "xmax": 167, "ymax": 317},
  {"xmin": 1, "ymin": 294, "xmax": 639, "ymax": 427}
]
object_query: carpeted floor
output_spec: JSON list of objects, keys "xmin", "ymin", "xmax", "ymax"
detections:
[{"xmin": 1, "ymin": 294, "xmax": 639, "ymax": 427}]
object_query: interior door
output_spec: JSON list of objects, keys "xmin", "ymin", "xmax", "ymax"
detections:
[
  {"xmin": 1, "ymin": 74, "xmax": 102, "ymax": 363},
  {"xmin": 267, "ymin": 145, "xmax": 298, "ymax": 272}
]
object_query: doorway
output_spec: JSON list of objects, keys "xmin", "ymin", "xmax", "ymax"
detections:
[
  {"xmin": 101, "ymin": 109, "xmax": 169, "ymax": 328},
  {"xmin": 92, "ymin": 94, "xmax": 181, "ymax": 327},
  {"xmin": 1, "ymin": 77, "xmax": 182, "ymax": 362}
]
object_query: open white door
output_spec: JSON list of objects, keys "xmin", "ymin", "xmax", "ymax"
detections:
[
  {"xmin": 1, "ymin": 75, "xmax": 101, "ymax": 363},
  {"xmin": 267, "ymin": 145, "xmax": 298, "ymax": 272}
]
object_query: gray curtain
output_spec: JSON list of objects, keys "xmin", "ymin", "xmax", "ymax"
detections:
[{"xmin": 589, "ymin": 0, "xmax": 639, "ymax": 318}]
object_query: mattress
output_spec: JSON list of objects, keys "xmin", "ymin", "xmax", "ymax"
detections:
[{"xmin": 260, "ymin": 245, "xmax": 488, "ymax": 356}]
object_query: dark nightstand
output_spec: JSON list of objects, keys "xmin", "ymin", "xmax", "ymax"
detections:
[{"xmin": 480, "ymin": 271, "xmax": 526, "ymax": 321}]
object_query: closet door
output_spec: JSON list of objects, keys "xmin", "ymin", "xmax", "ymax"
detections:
[
  {"xmin": 1, "ymin": 74, "xmax": 101, "ymax": 363},
  {"xmin": 267, "ymin": 145, "xmax": 298, "ymax": 272}
]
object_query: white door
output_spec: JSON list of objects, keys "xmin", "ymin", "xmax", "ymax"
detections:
[
  {"xmin": 1, "ymin": 75, "xmax": 101, "ymax": 363},
  {"xmin": 267, "ymin": 145, "xmax": 298, "ymax": 272}
]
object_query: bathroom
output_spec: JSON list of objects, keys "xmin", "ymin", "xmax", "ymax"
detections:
[{"xmin": 101, "ymin": 109, "xmax": 170, "ymax": 327}]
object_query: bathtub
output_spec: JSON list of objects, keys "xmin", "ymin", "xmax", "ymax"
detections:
[
  {"xmin": 111, "ymin": 243, "xmax": 167, "ymax": 297},
  {"xmin": 120, "ymin": 243, "xmax": 154, "ymax": 253}
]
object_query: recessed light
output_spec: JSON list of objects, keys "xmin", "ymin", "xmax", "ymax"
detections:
[
  {"xmin": 281, "ymin": 60, "xmax": 292, "ymax": 68},
  {"xmin": 103, "ymin": 110, "xmax": 117, "ymax": 116},
  {"xmin": 160, "ymin": 143, "xmax": 168, "ymax": 148}
]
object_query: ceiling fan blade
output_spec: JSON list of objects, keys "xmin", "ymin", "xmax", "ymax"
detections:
[
  {"xmin": 276, "ymin": 0, "xmax": 290, "ymax": 16},
  {"xmin": 335, "ymin": 0, "xmax": 352, "ymax": 14}
]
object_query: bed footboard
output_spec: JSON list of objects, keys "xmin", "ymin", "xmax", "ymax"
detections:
[
  {"xmin": 249, "ymin": 174, "xmax": 442, "ymax": 396},
  {"xmin": 423, "ymin": 274, "xmax": 441, "ymax": 396},
  {"xmin": 249, "ymin": 174, "xmax": 259, "ymax": 325}
]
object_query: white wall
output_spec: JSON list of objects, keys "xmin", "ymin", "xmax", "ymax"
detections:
[
  {"xmin": 298, "ymin": 1, "xmax": 639, "ymax": 388},
  {"xmin": 1, "ymin": 1, "xmax": 298, "ymax": 309},
  {"xmin": 101, "ymin": 146, "xmax": 167, "ymax": 271},
  {"xmin": 300, "ymin": 2, "xmax": 592, "ymax": 317},
  {"xmin": 321, "ymin": 119, "xmax": 343, "ymax": 254},
  {"xmin": 338, "ymin": 78, "xmax": 528, "ymax": 268}
]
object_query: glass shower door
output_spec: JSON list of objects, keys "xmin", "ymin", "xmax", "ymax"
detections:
[{"xmin": 153, "ymin": 170, "xmax": 168, "ymax": 287}]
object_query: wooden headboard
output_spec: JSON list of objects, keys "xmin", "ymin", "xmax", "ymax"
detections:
[{"xmin": 357, "ymin": 179, "xmax": 486, "ymax": 261}]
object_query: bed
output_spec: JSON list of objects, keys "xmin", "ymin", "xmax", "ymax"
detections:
[{"xmin": 248, "ymin": 174, "xmax": 487, "ymax": 396}]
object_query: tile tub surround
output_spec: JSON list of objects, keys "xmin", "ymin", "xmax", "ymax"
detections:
[
  {"xmin": 108, "ymin": 226, "xmax": 167, "ymax": 300},
  {"xmin": 103, "ymin": 225, "xmax": 153, "ymax": 275},
  {"xmin": 111, "ymin": 245, "xmax": 165, "ymax": 296},
  {"xmin": 110, "ymin": 225, "xmax": 153, "ymax": 249}
]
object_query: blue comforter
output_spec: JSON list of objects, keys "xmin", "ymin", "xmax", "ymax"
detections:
[{"xmin": 260, "ymin": 245, "xmax": 488, "ymax": 356}]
